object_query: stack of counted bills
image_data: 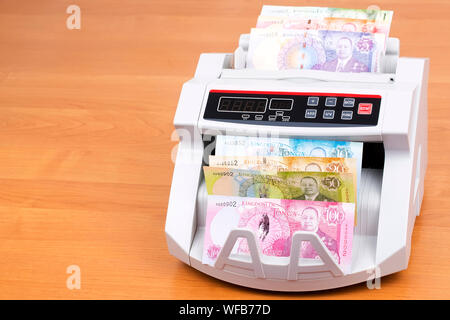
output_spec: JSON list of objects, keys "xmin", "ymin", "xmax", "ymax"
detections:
[
  {"xmin": 202, "ymin": 135, "xmax": 363, "ymax": 275},
  {"xmin": 246, "ymin": 5, "xmax": 393, "ymax": 72}
]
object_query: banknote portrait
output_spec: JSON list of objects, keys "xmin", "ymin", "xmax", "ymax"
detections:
[
  {"xmin": 319, "ymin": 36, "xmax": 369, "ymax": 72},
  {"xmin": 299, "ymin": 207, "xmax": 339, "ymax": 262},
  {"xmin": 295, "ymin": 176, "xmax": 336, "ymax": 201}
]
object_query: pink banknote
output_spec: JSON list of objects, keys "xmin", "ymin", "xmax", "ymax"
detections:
[{"xmin": 203, "ymin": 195, "xmax": 355, "ymax": 274}]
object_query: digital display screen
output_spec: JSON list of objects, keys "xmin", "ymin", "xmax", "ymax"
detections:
[
  {"xmin": 217, "ymin": 97, "xmax": 267, "ymax": 113},
  {"xmin": 270, "ymin": 99, "xmax": 293, "ymax": 110}
]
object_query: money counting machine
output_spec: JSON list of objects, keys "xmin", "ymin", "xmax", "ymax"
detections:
[{"xmin": 165, "ymin": 35, "xmax": 429, "ymax": 291}]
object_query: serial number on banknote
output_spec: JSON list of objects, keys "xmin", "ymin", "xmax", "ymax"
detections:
[
  {"xmin": 215, "ymin": 200, "xmax": 237, "ymax": 207},
  {"xmin": 212, "ymin": 171, "xmax": 234, "ymax": 176}
]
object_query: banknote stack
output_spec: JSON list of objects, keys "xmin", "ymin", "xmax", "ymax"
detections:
[
  {"xmin": 202, "ymin": 135, "xmax": 363, "ymax": 275},
  {"xmin": 246, "ymin": 5, "xmax": 394, "ymax": 72}
]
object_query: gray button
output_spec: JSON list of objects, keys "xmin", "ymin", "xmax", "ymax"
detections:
[
  {"xmin": 307, "ymin": 97, "xmax": 319, "ymax": 106},
  {"xmin": 305, "ymin": 109, "xmax": 317, "ymax": 119},
  {"xmin": 268, "ymin": 115, "xmax": 277, "ymax": 121},
  {"xmin": 275, "ymin": 111, "xmax": 284, "ymax": 116},
  {"xmin": 255, "ymin": 115, "xmax": 263, "ymax": 120},
  {"xmin": 242, "ymin": 114, "xmax": 250, "ymax": 120},
  {"xmin": 325, "ymin": 97, "xmax": 337, "ymax": 107},
  {"xmin": 341, "ymin": 110, "xmax": 353, "ymax": 120},
  {"xmin": 282, "ymin": 116, "xmax": 290, "ymax": 122},
  {"xmin": 343, "ymin": 98, "xmax": 355, "ymax": 107},
  {"xmin": 323, "ymin": 110, "xmax": 335, "ymax": 119}
]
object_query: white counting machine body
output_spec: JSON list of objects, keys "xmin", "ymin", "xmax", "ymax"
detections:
[{"xmin": 165, "ymin": 35, "xmax": 429, "ymax": 291}]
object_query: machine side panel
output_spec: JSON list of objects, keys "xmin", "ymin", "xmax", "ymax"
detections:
[
  {"xmin": 410, "ymin": 58, "xmax": 429, "ymax": 219},
  {"xmin": 167, "ymin": 54, "xmax": 228, "ymax": 264},
  {"xmin": 376, "ymin": 58, "xmax": 428, "ymax": 269},
  {"xmin": 166, "ymin": 80, "xmax": 207, "ymax": 264},
  {"xmin": 406, "ymin": 59, "xmax": 429, "ymax": 263},
  {"xmin": 165, "ymin": 138, "xmax": 203, "ymax": 265}
]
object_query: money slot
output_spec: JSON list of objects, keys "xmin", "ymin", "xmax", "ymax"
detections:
[{"xmin": 190, "ymin": 139, "xmax": 384, "ymax": 288}]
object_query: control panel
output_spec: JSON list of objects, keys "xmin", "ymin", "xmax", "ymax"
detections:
[{"xmin": 203, "ymin": 90, "xmax": 381, "ymax": 126}]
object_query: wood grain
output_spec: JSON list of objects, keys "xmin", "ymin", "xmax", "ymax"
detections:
[{"xmin": 0, "ymin": 0, "xmax": 449, "ymax": 299}]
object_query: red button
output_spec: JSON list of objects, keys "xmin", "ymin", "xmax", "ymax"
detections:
[{"xmin": 358, "ymin": 103, "xmax": 373, "ymax": 115}]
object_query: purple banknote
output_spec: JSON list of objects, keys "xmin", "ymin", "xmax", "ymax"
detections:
[
  {"xmin": 247, "ymin": 28, "xmax": 384, "ymax": 72},
  {"xmin": 203, "ymin": 195, "xmax": 355, "ymax": 274}
]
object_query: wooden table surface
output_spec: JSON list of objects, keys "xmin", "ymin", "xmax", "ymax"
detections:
[{"xmin": 0, "ymin": 0, "xmax": 449, "ymax": 299}]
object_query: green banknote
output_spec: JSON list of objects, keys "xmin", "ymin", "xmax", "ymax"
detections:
[{"xmin": 203, "ymin": 167, "xmax": 355, "ymax": 203}]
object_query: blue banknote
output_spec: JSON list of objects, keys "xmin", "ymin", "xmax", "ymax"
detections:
[{"xmin": 215, "ymin": 135, "xmax": 362, "ymax": 159}]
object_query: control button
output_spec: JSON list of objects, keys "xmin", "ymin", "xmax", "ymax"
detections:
[
  {"xmin": 343, "ymin": 98, "xmax": 355, "ymax": 107},
  {"xmin": 323, "ymin": 109, "xmax": 335, "ymax": 119},
  {"xmin": 305, "ymin": 109, "xmax": 317, "ymax": 119},
  {"xmin": 268, "ymin": 115, "xmax": 277, "ymax": 121},
  {"xmin": 282, "ymin": 116, "xmax": 290, "ymax": 122},
  {"xmin": 242, "ymin": 114, "xmax": 250, "ymax": 120},
  {"xmin": 255, "ymin": 115, "xmax": 263, "ymax": 121},
  {"xmin": 307, "ymin": 97, "xmax": 319, "ymax": 106},
  {"xmin": 275, "ymin": 111, "xmax": 284, "ymax": 116},
  {"xmin": 325, "ymin": 97, "xmax": 337, "ymax": 107},
  {"xmin": 341, "ymin": 110, "xmax": 353, "ymax": 120},
  {"xmin": 358, "ymin": 103, "xmax": 373, "ymax": 115}
]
